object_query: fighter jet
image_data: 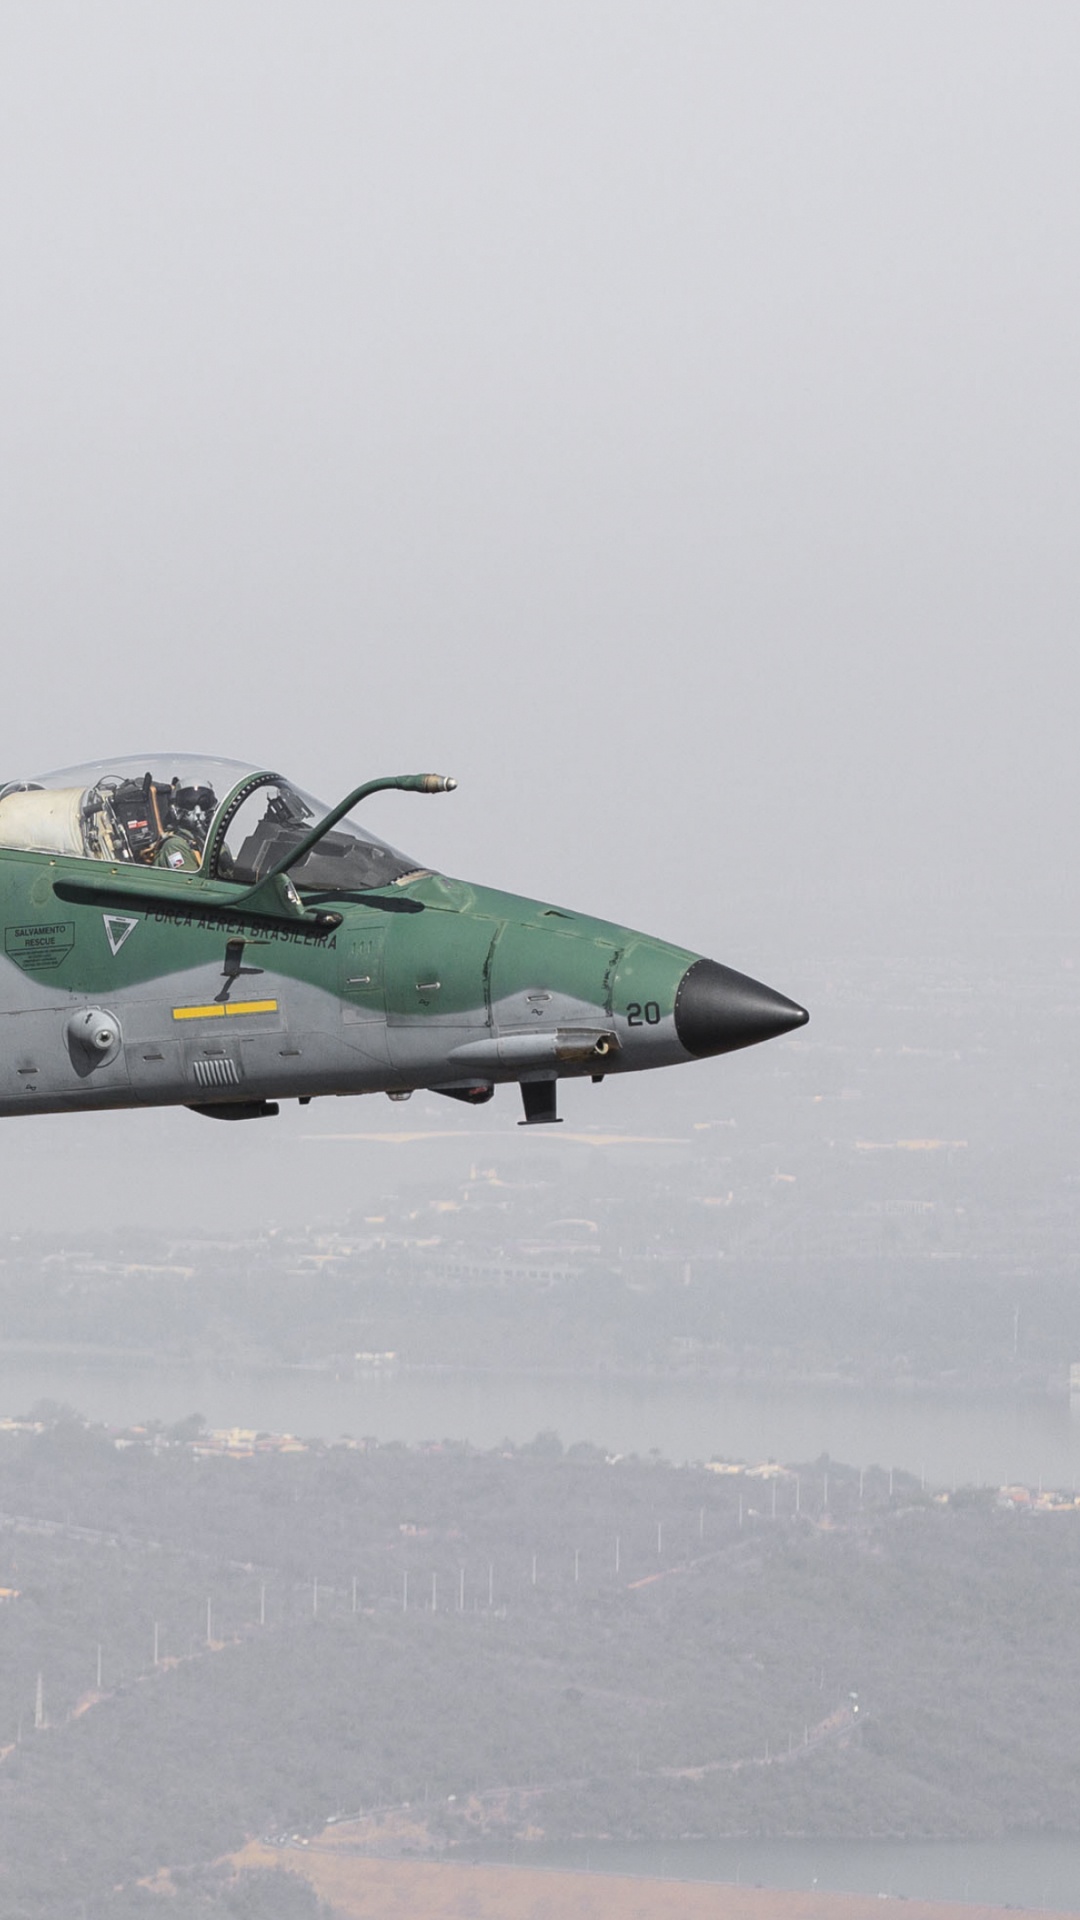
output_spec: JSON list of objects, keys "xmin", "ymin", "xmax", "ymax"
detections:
[{"xmin": 0, "ymin": 755, "xmax": 807, "ymax": 1123}]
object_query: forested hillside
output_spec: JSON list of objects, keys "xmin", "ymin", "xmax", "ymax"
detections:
[{"xmin": 0, "ymin": 1415, "xmax": 1076, "ymax": 1916}]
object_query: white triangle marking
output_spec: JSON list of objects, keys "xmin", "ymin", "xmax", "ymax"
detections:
[{"xmin": 103, "ymin": 914, "xmax": 138, "ymax": 957}]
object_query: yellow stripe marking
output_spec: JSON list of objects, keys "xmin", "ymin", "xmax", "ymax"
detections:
[{"xmin": 172, "ymin": 1000, "xmax": 278, "ymax": 1021}]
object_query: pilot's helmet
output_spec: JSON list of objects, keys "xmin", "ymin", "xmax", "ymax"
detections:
[{"xmin": 170, "ymin": 784, "xmax": 217, "ymax": 845}]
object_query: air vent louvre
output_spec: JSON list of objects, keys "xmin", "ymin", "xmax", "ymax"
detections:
[{"xmin": 192, "ymin": 1057, "xmax": 240, "ymax": 1089}]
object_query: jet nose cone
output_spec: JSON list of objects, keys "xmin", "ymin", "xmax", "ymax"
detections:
[{"xmin": 674, "ymin": 958, "xmax": 809, "ymax": 1058}]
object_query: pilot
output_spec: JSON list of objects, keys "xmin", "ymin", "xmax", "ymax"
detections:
[{"xmin": 153, "ymin": 783, "xmax": 216, "ymax": 870}]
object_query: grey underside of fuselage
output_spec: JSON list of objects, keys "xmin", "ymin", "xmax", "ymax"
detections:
[{"xmin": 0, "ymin": 957, "xmax": 686, "ymax": 1117}]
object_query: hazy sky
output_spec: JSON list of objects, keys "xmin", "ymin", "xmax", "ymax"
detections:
[{"xmin": 0, "ymin": 4, "xmax": 1076, "ymax": 1224}]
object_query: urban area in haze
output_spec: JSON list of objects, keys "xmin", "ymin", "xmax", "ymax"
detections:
[{"xmin": 1, "ymin": 5, "xmax": 1079, "ymax": 1918}]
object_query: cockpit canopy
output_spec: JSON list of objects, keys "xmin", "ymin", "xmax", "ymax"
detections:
[{"xmin": 0, "ymin": 755, "xmax": 425, "ymax": 892}]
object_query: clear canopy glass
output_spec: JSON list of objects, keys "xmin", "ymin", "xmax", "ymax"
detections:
[{"xmin": 0, "ymin": 754, "xmax": 424, "ymax": 890}]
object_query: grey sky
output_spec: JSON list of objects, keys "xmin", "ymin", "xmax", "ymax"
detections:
[{"xmin": 0, "ymin": 4, "xmax": 1076, "ymax": 1224}]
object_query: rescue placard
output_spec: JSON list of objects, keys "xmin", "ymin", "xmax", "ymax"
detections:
[{"xmin": 4, "ymin": 922, "xmax": 75, "ymax": 971}]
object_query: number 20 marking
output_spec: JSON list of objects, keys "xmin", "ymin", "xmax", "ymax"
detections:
[{"xmin": 626, "ymin": 1001, "xmax": 661, "ymax": 1026}]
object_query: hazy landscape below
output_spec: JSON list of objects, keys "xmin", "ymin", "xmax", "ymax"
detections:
[{"xmin": 1, "ymin": 1409, "xmax": 1078, "ymax": 1918}]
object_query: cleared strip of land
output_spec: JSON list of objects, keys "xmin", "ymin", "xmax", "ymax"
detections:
[{"xmin": 231, "ymin": 1843, "xmax": 1072, "ymax": 1920}]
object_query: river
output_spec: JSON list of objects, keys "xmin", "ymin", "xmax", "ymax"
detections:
[
  {"xmin": 474, "ymin": 1836, "xmax": 1080, "ymax": 1909},
  {"xmin": 2, "ymin": 1355, "xmax": 1079, "ymax": 1489}
]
